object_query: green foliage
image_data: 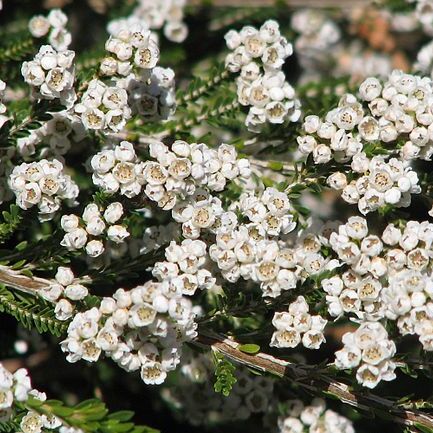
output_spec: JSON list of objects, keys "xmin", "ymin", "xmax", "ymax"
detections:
[
  {"xmin": 0, "ymin": 205, "xmax": 22, "ymax": 244},
  {"xmin": 0, "ymin": 34, "xmax": 34, "ymax": 62},
  {"xmin": 0, "ymin": 285, "xmax": 68, "ymax": 337},
  {"xmin": 9, "ymin": 99, "xmax": 65, "ymax": 144},
  {"xmin": 413, "ymin": 423, "xmax": 433, "ymax": 433},
  {"xmin": 298, "ymin": 77, "xmax": 354, "ymax": 117},
  {"xmin": 177, "ymin": 63, "xmax": 230, "ymax": 105},
  {"xmin": 15, "ymin": 397, "xmax": 160, "ymax": 433},
  {"xmin": 0, "ymin": 28, "xmax": 35, "ymax": 82},
  {"xmin": 213, "ymin": 352, "xmax": 237, "ymax": 397},
  {"xmin": 0, "ymin": 420, "xmax": 20, "ymax": 433},
  {"xmin": 383, "ymin": 0, "xmax": 414, "ymax": 12}
]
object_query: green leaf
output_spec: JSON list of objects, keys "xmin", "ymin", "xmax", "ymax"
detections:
[
  {"xmin": 414, "ymin": 423, "xmax": 433, "ymax": 433},
  {"xmin": 238, "ymin": 344, "xmax": 260, "ymax": 355},
  {"xmin": 268, "ymin": 161, "xmax": 283, "ymax": 171},
  {"xmin": 107, "ymin": 411, "xmax": 135, "ymax": 422},
  {"xmin": 213, "ymin": 352, "xmax": 237, "ymax": 397},
  {"xmin": 0, "ymin": 285, "xmax": 69, "ymax": 337}
]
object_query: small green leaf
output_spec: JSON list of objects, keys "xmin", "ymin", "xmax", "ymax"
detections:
[
  {"xmin": 268, "ymin": 161, "xmax": 283, "ymax": 171},
  {"xmin": 238, "ymin": 344, "xmax": 260, "ymax": 355}
]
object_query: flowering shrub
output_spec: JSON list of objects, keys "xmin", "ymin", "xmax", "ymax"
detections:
[{"xmin": 1, "ymin": 1, "xmax": 433, "ymax": 433}]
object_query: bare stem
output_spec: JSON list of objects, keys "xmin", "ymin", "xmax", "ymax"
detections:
[
  {"xmin": 194, "ymin": 332, "xmax": 433, "ymax": 431},
  {"xmin": 188, "ymin": 0, "xmax": 369, "ymax": 7}
]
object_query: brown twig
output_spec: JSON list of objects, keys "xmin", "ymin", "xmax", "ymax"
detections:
[
  {"xmin": 194, "ymin": 332, "xmax": 433, "ymax": 430},
  {"xmin": 0, "ymin": 265, "xmax": 48, "ymax": 294},
  {"xmin": 188, "ymin": 0, "xmax": 370, "ymax": 7}
]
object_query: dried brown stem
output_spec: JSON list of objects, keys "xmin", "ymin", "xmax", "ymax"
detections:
[
  {"xmin": 188, "ymin": 0, "xmax": 370, "ymax": 7},
  {"xmin": 194, "ymin": 332, "xmax": 433, "ymax": 430},
  {"xmin": 0, "ymin": 265, "xmax": 48, "ymax": 294}
]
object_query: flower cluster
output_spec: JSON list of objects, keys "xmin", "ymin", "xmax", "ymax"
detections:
[
  {"xmin": 117, "ymin": 66, "xmax": 176, "ymax": 121},
  {"xmin": 358, "ymin": 71, "xmax": 433, "ymax": 160},
  {"xmin": 61, "ymin": 284, "xmax": 196, "ymax": 385},
  {"xmin": 91, "ymin": 140, "xmax": 251, "ymax": 221},
  {"xmin": 209, "ymin": 202, "xmax": 340, "ymax": 297},
  {"xmin": 21, "ymin": 45, "xmax": 76, "ymax": 106},
  {"xmin": 104, "ymin": 22, "xmax": 159, "ymax": 74},
  {"xmin": 291, "ymin": 9, "xmax": 341, "ymax": 81},
  {"xmin": 278, "ymin": 398, "xmax": 355, "ymax": 433},
  {"xmin": 335, "ymin": 322, "xmax": 397, "ymax": 389},
  {"xmin": 91, "ymin": 141, "xmax": 145, "ymax": 198},
  {"xmin": 325, "ymin": 217, "xmax": 433, "ymax": 332},
  {"xmin": 16, "ymin": 111, "xmax": 86, "ymax": 158},
  {"xmin": 0, "ymin": 362, "xmax": 82, "ymax": 433},
  {"xmin": 0, "ymin": 363, "xmax": 32, "ymax": 417},
  {"xmin": 38, "ymin": 266, "xmax": 88, "ymax": 321},
  {"xmin": 142, "ymin": 140, "xmax": 250, "ymax": 211},
  {"xmin": 163, "ymin": 351, "xmax": 274, "ymax": 425},
  {"xmin": 74, "ymin": 79, "xmax": 131, "ymax": 132},
  {"xmin": 132, "ymin": 0, "xmax": 188, "ymax": 43},
  {"xmin": 380, "ymin": 221, "xmax": 433, "ymax": 351},
  {"xmin": 298, "ymin": 70, "xmax": 433, "ymax": 163},
  {"xmin": 28, "ymin": 9, "xmax": 72, "ymax": 51},
  {"xmin": 61, "ymin": 202, "xmax": 129, "ymax": 258},
  {"xmin": 61, "ymin": 238, "xmax": 214, "ymax": 384},
  {"xmin": 238, "ymin": 187, "xmax": 295, "ymax": 237},
  {"xmin": 225, "ymin": 21, "xmax": 301, "ymax": 131},
  {"xmin": 297, "ymin": 95, "xmax": 364, "ymax": 164},
  {"xmin": 331, "ymin": 155, "xmax": 420, "ymax": 215},
  {"xmin": 154, "ymin": 239, "xmax": 216, "ymax": 296},
  {"xmin": 8, "ymin": 159, "xmax": 78, "ymax": 221},
  {"xmin": 270, "ymin": 296, "xmax": 327, "ymax": 349}
]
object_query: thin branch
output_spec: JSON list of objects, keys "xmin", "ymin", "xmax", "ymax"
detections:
[
  {"xmin": 194, "ymin": 332, "xmax": 433, "ymax": 431},
  {"xmin": 188, "ymin": 0, "xmax": 370, "ymax": 7},
  {"xmin": 0, "ymin": 265, "xmax": 48, "ymax": 294}
]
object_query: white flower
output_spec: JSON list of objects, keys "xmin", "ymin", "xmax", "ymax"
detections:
[
  {"xmin": 107, "ymin": 225, "xmax": 130, "ymax": 243},
  {"xmin": 20, "ymin": 411, "xmax": 43, "ymax": 433},
  {"xmin": 327, "ymin": 172, "xmax": 347, "ymax": 190},
  {"xmin": 47, "ymin": 9, "xmax": 68, "ymax": 28},
  {"xmin": 29, "ymin": 16, "xmax": 50, "ymax": 37},
  {"xmin": 85, "ymin": 217, "xmax": 106, "ymax": 236},
  {"xmin": 359, "ymin": 77, "xmax": 382, "ymax": 101},
  {"xmin": 40, "ymin": 284, "xmax": 63, "ymax": 302},
  {"xmin": 60, "ymin": 214, "xmax": 79, "ymax": 232},
  {"xmin": 140, "ymin": 362, "xmax": 166, "ymax": 385},
  {"xmin": 64, "ymin": 284, "xmax": 88, "ymax": 301},
  {"xmin": 61, "ymin": 228, "xmax": 88, "ymax": 250},
  {"xmin": 103, "ymin": 202, "xmax": 124, "ymax": 224},
  {"xmin": 81, "ymin": 108, "xmax": 105, "ymax": 130},
  {"xmin": 55, "ymin": 299, "xmax": 74, "ymax": 321},
  {"xmin": 55, "ymin": 267, "xmax": 74, "ymax": 286}
]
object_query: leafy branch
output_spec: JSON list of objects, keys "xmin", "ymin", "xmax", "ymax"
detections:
[
  {"xmin": 13, "ymin": 396, "xmax": 159, "ymax": 433},
  {"xmin": 0, "ymin": 35, "xmax": 34, "ymax": 63},
  {"xmin": 0, "ymin": 205, "xmax": 22, "ymax": 244},
  {"xmin": 213, "ymin": 351, "xmax": 237, "ymax": 397},
  {"xmin": 8, "ymin": 99, "xmax": 65, "ymax": 143},
  {"xmin": 177, "ymin": 64, "xmax": 230, "ymax": 106},
  {"xmin": 0, "ymin": 284, "xmax": 68, "ymax": 337}
]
